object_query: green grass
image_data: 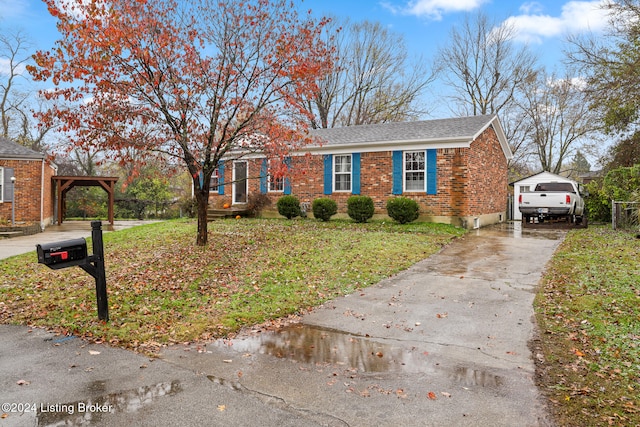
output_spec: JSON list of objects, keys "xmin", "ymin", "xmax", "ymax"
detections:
[
  {"xmin": 535, "ymin": 226, "xmax": 640, "ymax": 426},
  {"xmin": 0, "ymin": 218, "xmax": 463, "ymax": 353}
]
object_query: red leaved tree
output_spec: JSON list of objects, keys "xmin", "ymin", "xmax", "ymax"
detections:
[{"xmin": 29, "ymin": 0, "xmax": 332, "ymax": 245}]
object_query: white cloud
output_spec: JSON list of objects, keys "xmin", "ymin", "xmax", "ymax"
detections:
[
  {"xmin": 383, "ymin": 0, "xmax": 488, "ymax": 20},
  {"xmin": 504, "ymin": 0, "xmax": 612, "ymax": 44},
  {"xmin": 0, "ymin": 0, "xmax": 28, "ymax": 19},
  {"xmin": 0, "ymin": 58, "xmax": 27, "ymax": 77}
]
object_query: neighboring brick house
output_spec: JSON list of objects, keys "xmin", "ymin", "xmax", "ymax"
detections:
[
  {"xmin": 209, "ymin": 114, "xmax": 512, "ymax": 229},
  {"xmin": 0, "ymin": 137, "xmax": 57, "ymax": 230}
]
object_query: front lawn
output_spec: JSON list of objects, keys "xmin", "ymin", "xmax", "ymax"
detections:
[
  {"xmin": 535, "ymin": 226, "xmax": 640, "ymax": 426},
  {"xmin": 0, "ymin": 218, "xmax": 463, "ymax": 353}
]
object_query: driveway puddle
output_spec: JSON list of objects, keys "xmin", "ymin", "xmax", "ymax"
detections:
[
  {"xmin": 36, "ymin": 380, "xmax": 182, "ymax": 426},
  {"xmin": 450, "ymin": 366, "xmax": 503, "ymax": 387},
  {"xmin": 214, "ymin": 324, "xmax": 432, "ymax": 374},
  {"xmin": 214, "ymin": 324, "xmax": 504, "ymax": 389}
]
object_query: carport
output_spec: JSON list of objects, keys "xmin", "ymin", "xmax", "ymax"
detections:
[{"xmin": 52, "ymin": 176, "xmax": 119, "ymax": 225}]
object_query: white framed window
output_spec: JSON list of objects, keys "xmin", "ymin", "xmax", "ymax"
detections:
[
  {"xmin": 209, "ymin": 168, "xmax": 219, "ymax": 192},
  {"xmin": 269, "ymin": 175, "xmax": 284, "ymax": 192},
  {"xmin": 333, "ymin": 154, "xmax": 352, "ymax": 192},
  {"xmin": 268, "ymin": 159, "xmax": 285, "ymax": 192},
  {"xmin": 404, "ymin": 151, "xmax": 425, "ymax": 192}
]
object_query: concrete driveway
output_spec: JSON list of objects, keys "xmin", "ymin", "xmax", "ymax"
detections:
[
  {"xmin": 0, "ymin": 223, "xmax": 563, "ymax": 426},
  {"xmin": 0, "ymin": 221, "xmax": 159, "ymax": 260}
]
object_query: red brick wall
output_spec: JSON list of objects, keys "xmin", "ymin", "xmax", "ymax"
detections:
[
  {"xmin": 208, "ymin": 127, "xmax": 508, "ymax": 221},
  {"xmin": 0, "ymin": 159, "xmax": 56, "ymax": 224},
  {"xmin": 465, "ymin": 126, "xmax": 508, "ymax": 215}
]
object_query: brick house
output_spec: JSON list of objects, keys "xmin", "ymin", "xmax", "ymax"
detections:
[
  {"xmin": 209, "ymin": 114, "xmax": 512, "ymax": 229},
  {"xmin": 0, "ymin": 137, "xmax": 57, "ymax": 230}
]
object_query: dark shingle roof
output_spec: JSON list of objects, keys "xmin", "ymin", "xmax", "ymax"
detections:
[
  {"xmin": 0, "ymin": 137, "xmax": 45, "ymax": 160},
  {"xmin": 309, "ymin": 114, "xmax": 499, "ymax": 146}
]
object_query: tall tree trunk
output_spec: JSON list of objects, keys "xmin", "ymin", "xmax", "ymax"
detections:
[{"xmin": 195, "ymin": 187, "xmax": 209, "ymax": 246}]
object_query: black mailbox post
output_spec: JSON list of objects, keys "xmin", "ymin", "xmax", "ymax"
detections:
[{"xmin": 36, "ymin": 221, "xmax": 109, "ymax": 321}]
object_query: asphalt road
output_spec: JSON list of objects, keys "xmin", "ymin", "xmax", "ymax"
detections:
[{"xmin": 1, "ymin": 222, "xmax": 563, "ymax": 426}]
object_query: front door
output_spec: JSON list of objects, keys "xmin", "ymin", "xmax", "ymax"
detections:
[{"xmin": 233, "ymin": 161, "xmax": 248, "ymax": 204}]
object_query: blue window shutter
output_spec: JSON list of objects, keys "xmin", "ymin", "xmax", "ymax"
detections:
[
  {"xmin": 352, "ymin": 153, "xmax": 361, "ymax": 195},
  {"xmin": 323, "ymin": 154, "xmax": 333, "ymax": 195},
  {"xmin": 260, "ymin": 158, "xmax": 268, "ymax": 194},
  {"xmin": 392, "ymin": 151, "xmax": 402, "ymax": 195},
  {"xmin": 218, "ymin": 161, "xmax": 225, "ymax": 195},
  {"xmin": 426, "ymin": 149, "xmax": 437, "ymax": 195},
  {"xmin": 284, "ymin": 156, "xmax": 292, "ymax": 195}
]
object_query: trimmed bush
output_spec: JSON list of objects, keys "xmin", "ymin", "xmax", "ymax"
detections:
[
  {"xmin": 312, "ymin": 198, "xmax": 338, "ymax": 221},
  {"xmin": 347, "ymin": 195, "xmax": 374, "ymax": 223},
  {"xmin": 386, "ymin": 197, "xmax": 420, "ymax": 224},
  {"xmin": 276, "ymin": 195, "xmax": 301, "ymax": 219}
]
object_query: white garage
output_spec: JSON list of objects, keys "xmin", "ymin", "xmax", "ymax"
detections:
[{"xmin": 511, "ymin": 171, "xmax": 578, "ymax": 221}]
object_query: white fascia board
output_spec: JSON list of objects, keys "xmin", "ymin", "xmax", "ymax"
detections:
[{"xmin": 299, "ymin": 138, "xmax": 472, "ymax": 155}]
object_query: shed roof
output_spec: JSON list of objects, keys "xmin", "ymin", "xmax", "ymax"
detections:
[
  {"xmin": 308, "ymin": 114, "xmax": 512, "ymax": 159},
  {"xmin": 0, "ymin": 137, "xmax": 45, "ymax": 160},
  {"xmin": 510, "ymin": 171, "xmax": 575, "ymax": 186}
]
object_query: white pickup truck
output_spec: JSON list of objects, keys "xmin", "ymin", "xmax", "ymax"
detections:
[{"xmin": 519, "ymin": 181, "xmax": 587, "ymax": 226}]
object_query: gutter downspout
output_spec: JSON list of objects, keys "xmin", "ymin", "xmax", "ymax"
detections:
[{"xmin": 40, "ymin": 159, "xmax": 45, "ymax": 231}]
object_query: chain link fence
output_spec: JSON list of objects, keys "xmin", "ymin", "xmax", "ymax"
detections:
[{"xmin": 612, "ymin": 201, "xmax": 640, "ymax": 231}]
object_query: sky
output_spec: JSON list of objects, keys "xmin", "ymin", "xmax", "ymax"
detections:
[{"xmin": 0, "ymin": 0, "xmax": 612, "ymax": 119}]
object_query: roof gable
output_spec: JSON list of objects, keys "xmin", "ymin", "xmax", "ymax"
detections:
[
  {"xmin": 308, "ymin": 114, "xmax": 512, "ymax": 159},
  {"xmin": 0, "ymin": 137, "xmax": 45, "ymax": 160},
  {"xmin": 510, "ymin": 171, "xmax": 576, "ymax": 186}
]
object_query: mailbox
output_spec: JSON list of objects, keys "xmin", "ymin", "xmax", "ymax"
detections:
[{"xmin": 37, "ymin": 238, "xmax": 88, "ymax": 270}]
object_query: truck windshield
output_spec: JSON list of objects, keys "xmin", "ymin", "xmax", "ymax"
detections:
[{"xmin": 534, "ymin": 183, "xmax": 575, "ymax": 192}]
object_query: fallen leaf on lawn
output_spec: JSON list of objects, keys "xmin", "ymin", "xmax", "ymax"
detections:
[
  {"xmin": 16, "ymin": 379, "xmax": 30, "ymax": 386},
  {"xmin": 571, "ymin": 348, "xmax": 585, "ymax": 357},
  {"xmin": 427, "ymin": 391, "xmax": 437, "ymax": 400},
  {"xmin": 88, "ymin": 350, "xmax": 100, "ymax": 355}
]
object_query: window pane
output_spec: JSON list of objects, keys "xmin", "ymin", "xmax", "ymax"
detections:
[
  {"xmin": 335, "ymin": 174, "xmax": 351, "ymax": 191},
  {"xmin": 335, "ymin": 155, "xmax": 351, "ymax": 173},
  {"xmin": 406, "ymin": 172, "xmax": 425, "ymax": 191},
  {"xmin": 405, "ymin": 152, "xmax": 425, "ymax": 171},
  {"xmin": 269, "ymin": 176, "xmax": 284, "ymax": 192}
]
